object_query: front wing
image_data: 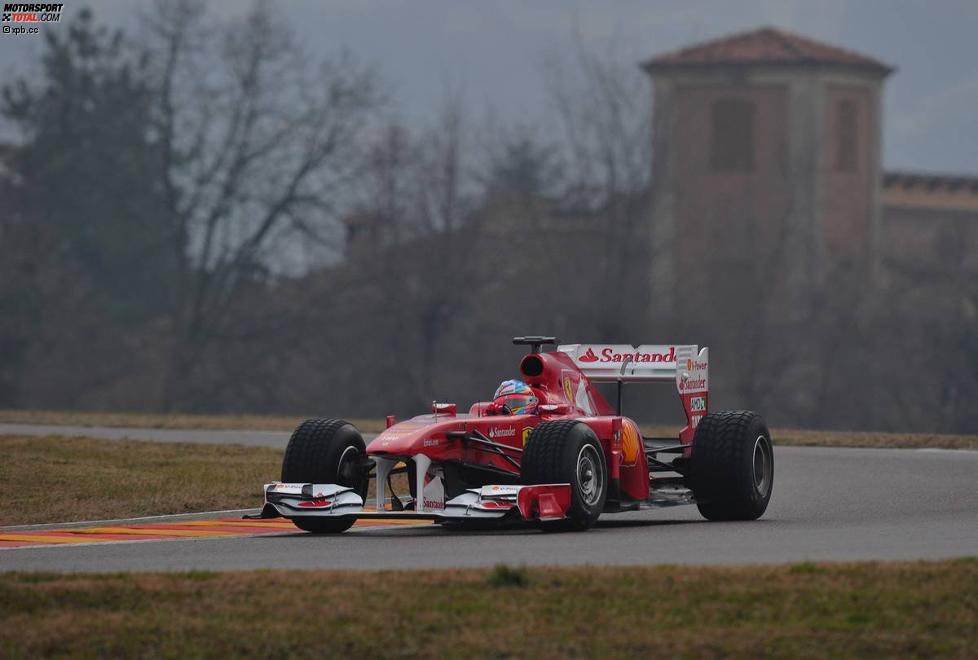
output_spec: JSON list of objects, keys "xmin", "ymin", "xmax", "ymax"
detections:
[{"xmin": 260, "ymin": 482, "xmax": 572, "ymax": 522}]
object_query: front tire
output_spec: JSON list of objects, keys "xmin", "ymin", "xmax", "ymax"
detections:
[
  {"xmin": 521, "ymin": 420, "xmax": 607, "ymax": 531},
  {"xmin": 281, "ymin": 418, "xmax": 367, "ymax": 534},
  {"xmin": 688, "ymin": 410, "xmax": 774, "ymax": 521}
]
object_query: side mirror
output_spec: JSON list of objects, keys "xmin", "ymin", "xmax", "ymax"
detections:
[{"xmin": 432, "ymin": 402, "xmax": 457, "ymax": 416}]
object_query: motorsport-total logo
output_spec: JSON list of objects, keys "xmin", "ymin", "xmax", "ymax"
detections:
[{"xmin": 2, "ymin": 3, "xmax": 63, "ymax": 26}]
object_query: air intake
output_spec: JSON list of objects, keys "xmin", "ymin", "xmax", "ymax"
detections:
[{"xmin": 520, "ymin": 354, "xmax": 544, "ymax": 377}]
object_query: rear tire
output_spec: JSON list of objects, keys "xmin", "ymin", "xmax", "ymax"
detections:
[
  {"xmin": 281, "ymin": 418, "xmax": 367, "ymax": 534},
  {"xmin": 688, "ymin": 410, "xmax": 773, "ymax": 521},
  {"xmin": 521, "ymin": 420, "xmax": 607, "ymax": 531}
]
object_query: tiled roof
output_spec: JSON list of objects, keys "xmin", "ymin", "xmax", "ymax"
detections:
[{"xmin": 643, "ymin": 27, "xmax": 892, "ymax": 74}]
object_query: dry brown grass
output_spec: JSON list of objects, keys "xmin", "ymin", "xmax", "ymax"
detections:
[
  {"xmin": 1, "ymin": 409, "xmax": 974, "ymax": 449},
  {"xmin": 0, "ymin": 560, "xmax": 974, "ymax": 658},
  {"xmin": 641, "ymin": 425, "xmax": 978, "ymax": 450},
  {"xmin": 0, "ymin": 435, "xmax": 281, "ymax": 525},
  {"xmin": 772, "ymin": 428, "xmax": 978, "ymax": 450},
  {"xmin": 0, "ymin": 435, "xmax": 410, "ymax": 526},
  {"xmin": 0, "ymin": 409, "xmax": 386, "ymax": 433}
]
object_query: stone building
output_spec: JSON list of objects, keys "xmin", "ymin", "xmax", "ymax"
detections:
[
  {"xmin": 881, "ymin": 172, "xmax": 978, "ymax": 274},
  {"xmin": 642, "ymin": 27, "xmax": 976, "ymax": 311}
]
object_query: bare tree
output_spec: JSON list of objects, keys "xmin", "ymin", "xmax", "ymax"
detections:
[
  {"xmin": 143, "ymin": 0, "xmax": 380, "ymax": 408},
  {"xmin": 364, "ymin": 94, "xmax": 487, "ymax": 405},
  {"xmin": 869, "ymin": 253, "xmax": 978, "ymax": 433},
  {"xmin": 542, "ymin": 42, "xmax": 654, "ymax": 337}
]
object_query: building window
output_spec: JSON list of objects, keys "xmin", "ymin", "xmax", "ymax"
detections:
[
  {"xmin": 711, "ymin": 98, "xmax": 754, "ymax": 172},
  {"xmin": 836, "ymin": 99, "xmax": 857, "ymax": 171}
]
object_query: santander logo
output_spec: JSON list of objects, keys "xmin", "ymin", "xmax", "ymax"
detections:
[
  {"xmin": 578, "ymin": 347, "xmax": 599, "ymax": 363},
  {"xmin": 578, "ymin": 345, "xmax": 677, "ymax": 364}
]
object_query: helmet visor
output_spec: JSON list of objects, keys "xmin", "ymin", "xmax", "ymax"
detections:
[{"xmin": 502, "ymin": 395, "xmax": 538, "ymax": 414}]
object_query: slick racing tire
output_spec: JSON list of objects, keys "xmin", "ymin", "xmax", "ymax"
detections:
[
  {"xmin": 522, "ymin": 420, "xmax": 607, "ymax": 532},
  {"xmin": 281, "ymin": 418, "xmax": 368, "ymax": 534},
  {"xmin": 688, "ymin": 410, "xmax": 774, "ymax": 521}
]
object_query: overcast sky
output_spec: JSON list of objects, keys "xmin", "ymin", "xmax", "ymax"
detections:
[{"xmin": 2, "ymin": 0, "xmax": 976, "ymax": 174}]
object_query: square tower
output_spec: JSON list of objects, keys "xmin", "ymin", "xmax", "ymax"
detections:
[{"xmin": 643, "ymin": 27, "xmax": 892, "ymax": 314}]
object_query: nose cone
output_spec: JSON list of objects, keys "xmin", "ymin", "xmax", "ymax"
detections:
[{"xmin": 367, "ymin": 415, "xmax": 464, "ymax": 456}]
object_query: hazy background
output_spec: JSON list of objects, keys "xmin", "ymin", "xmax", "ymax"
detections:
[
  {"xmin": 1, "ymin": 1, "xmax": 975, "ymax": 433},
  {"xmin": 2, "ymin": 0, "xmax": 977, "ymax": 172}
]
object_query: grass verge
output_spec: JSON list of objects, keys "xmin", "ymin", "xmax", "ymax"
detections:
[
  {"xmin": 0, "ymin": 435, "xmax": 410, "ymax": 526},
  {"xmin": 643, "ymin": 425, "xmax": 977, "ymax": 450},
  {"xmin": 2, "ymin": 409, "xmax": 976, "ymax": 449},
  {"xmin": 773, "ymin": 428, "xmax": 977, "ymax": 450},
  {"xmin": 0, "ymin": 560, "xmax": 975, "ymax": 658},
  {"xmin": 0, "ymin": 409, "xmax": 386, "ymax": 433},
  {"xmin": 0, "ymin": 435, "xmax": 281, "ymax": 525}
]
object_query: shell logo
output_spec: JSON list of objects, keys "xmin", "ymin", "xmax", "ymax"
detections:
[{"xmin": 621, "ymin": 420, "xmax": 641, "ymax": 467}]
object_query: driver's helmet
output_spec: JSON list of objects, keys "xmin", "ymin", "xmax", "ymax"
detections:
[{"xmin": 493, "ymin": 379, "xmax": 539, "ymax": 415}]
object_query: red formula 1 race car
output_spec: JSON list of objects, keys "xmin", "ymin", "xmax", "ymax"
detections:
[{"xmin": 253, "ymin": 336, "xmax": 773, "ymax": 532}]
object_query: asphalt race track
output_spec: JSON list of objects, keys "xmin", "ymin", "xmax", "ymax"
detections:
[{"xmin": 2, "ymin": 425, "xmax": 976, "ymax": 571}]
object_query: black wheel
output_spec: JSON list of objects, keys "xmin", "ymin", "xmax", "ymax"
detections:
[
  {"xmin": 281, "ymin": 418, "xmax": 367, "ymax": 533},
  {"xmin": 521, "ymin": 420, "xmax": 607, "ymax": 531},
  {"xmin": 688, "ymin": 410, "xmax": 774, "ymax": 521}
]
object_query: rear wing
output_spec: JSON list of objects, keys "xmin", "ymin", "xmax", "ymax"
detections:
[
  {"xmin": 556, "ymin": 344, "xmax": 708, "ymax": 386},
  {"xmin": 556, "ymin": 343, "xmax": 709, "ymax": 444}
]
